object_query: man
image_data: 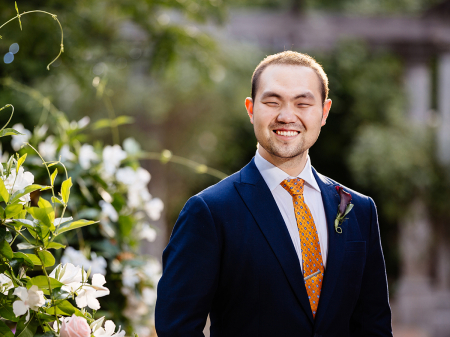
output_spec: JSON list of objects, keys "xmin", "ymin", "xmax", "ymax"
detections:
[{"xmin": 156, "ymin": 51, "xmax": 392, "ymax": 337}]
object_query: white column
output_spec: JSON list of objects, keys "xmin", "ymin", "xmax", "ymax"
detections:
[
  {"xmin": 395, "ymin": 59, "xmax": 433, "ymax": 335},
  {"xmin": 437, "ymin": 52, "xmax": 450, "ymax": 165},
  {"xmin": 404, "ymin": 60, "xmax": 432, "ymax": 123}
]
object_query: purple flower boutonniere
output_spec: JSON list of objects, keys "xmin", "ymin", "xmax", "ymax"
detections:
[{"xmin": 334, "ymin": 186, "xmax": 354, "ymax": 234}]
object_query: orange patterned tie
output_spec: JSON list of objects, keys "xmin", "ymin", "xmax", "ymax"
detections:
[{"xmin": 281, "ymin": 178, "xmax": 324, "ymax": 318}]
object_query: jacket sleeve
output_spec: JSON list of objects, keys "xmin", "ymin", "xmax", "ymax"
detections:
[
  {"xmin": 155, "ymin": 195, "xmax": 220, "ymax": 337},
  {"xmin": 350, "ymin": 198, "xmax": 393, "ymax": 337}
]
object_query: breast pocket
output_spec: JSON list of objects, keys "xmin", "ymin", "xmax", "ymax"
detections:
[{"xmin": 345, "ymin": 241, "xmax": 366, "ymax": 253}]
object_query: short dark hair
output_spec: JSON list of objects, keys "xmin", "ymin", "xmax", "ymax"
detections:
[{"xmin": 251, "ymin": 51, "xmax": 329, "ymax": 104}]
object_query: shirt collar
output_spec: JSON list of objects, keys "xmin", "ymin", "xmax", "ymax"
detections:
[{"xmin": 254, "ymin": 150, "xmax": 321, "ymax": 193}]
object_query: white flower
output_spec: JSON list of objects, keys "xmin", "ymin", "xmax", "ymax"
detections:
[
  {"xmin": 52, "ymin": 316, "xmax": 69, "ymax": 333},
  {"xmin": 99, "ymin": 200, "xmax": 118, "ymax": 222},
  {"xmin": 2, "ymin": 166, "xmax": 34, "ymax": 203},
  {"xmin": 13, "ymin": 285, "xmax": 45, "ymax": 321},
  {"xmin": 79, "ymin": 144, "xmax": 98, "ymax": 170},
  {"xmin": 142, "ymin": 287, "xmax": 157, "ymax": 306},
  {"xmin": 49, "ymin": 263, "xmax": 85, "ymax": 293},
  {"xmin": 75, "ymin": 274, "xmax": 110, "ymax": 310},
  {"xmin": 121, "ymin": 266, "xmax": 140, "ymax": 288},
  {"xmin": 116, "ymin": 167, "xmax": 153, "ymax": 208},
  {"xmin": 141, "ymin": 223, "xmax": 157, "ymax": 242},
  {"xmin": 0, "ymin": 273, "xmax": 13, "ymax": 295},
  {"xmin": 116, "ymin": 167, "xmax": 150, "ymax": 186},
  {"xmin": 143, "ymin": 259, "xmax": 162, "ymax": 287},
  {"xmin": 38, "ymin": 136, "xmax": 57, "ymax": 161},
  {"xmin": 123, "ymin": 137, "xmax": 141, "ymax": 155},
  {"xmin": 89, "ymin": 252, "xmax": 107, "ymax": 276},
  {"xmin": 93, "ymin": 320, "xmax": 125, "ymax": 337},
  {"xmin": 128, "ymin": 188, "xmax": 152, "ymax": 209},
  {"xmin": 102, "ymin": 145, "xmax": 127, "ymax": 176},
  {"xmin": 11, "ymin": 124, "xmax": 31, "ymax": 151},
  {"xmin": 60, "ymin": 145, "xmax": 76, "ymax": 162},
  {"xmin": 77, "ymin": 116, "xmax": 90, "ymax": 129},
  {"xmin": 34, "ymin": 124, "xmax": 48, "ymax": 138},
  {"xmin": 60, "ymin": 247, "xmax": 90, "ymax": 270},
  {"xmin": 145, "ymin": 198, "xmax": 164, "ymax": 221},
  {"xmin": 60, "ymin": 248, "xmax": 107, "ymax": 276}
]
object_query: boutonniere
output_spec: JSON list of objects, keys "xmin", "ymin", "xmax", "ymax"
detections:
[{"xmin": 334, "ymin": 186, "xmax": 354, "ymax": 234}]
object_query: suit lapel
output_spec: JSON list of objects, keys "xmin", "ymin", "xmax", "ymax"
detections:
[
  {"xmin": 312, "ymin": 168, "xmax": 348, "ymax": 328},
  {"xmin": 234, "ymin": 159, "xmax": 314, "ymax": 323}
]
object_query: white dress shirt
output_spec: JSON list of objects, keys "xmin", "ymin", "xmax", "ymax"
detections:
[{"xmin": 254, "ymin": 151, "xmax": 328, "ymax": 272}]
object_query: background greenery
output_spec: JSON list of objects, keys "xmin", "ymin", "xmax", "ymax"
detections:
[{"xmin": 2, "ymin": 0, "xmax": 449, "ymax": 327}]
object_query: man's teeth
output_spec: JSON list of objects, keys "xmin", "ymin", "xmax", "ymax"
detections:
[{"xmin": 276, "ymin": 130, "xmax": 298, "ymax": 136}]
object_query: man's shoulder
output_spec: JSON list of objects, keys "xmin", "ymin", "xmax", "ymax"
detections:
[{"xmin": 195, "ymin": 169, "xmax": 242, "ymax": 202}]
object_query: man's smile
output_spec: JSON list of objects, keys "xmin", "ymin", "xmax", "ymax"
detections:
[{"xmin": 273, "ymin": 129, "xmax": 300, "ymax": 138}]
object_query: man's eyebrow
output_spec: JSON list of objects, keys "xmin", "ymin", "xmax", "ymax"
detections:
[
  {"xmin": 294, "ymin": 92, "xmax": 315, "ymax": 100},
  {"xmin": 260, "ymin": 91, "xmax": 282, "ymax": 100}
]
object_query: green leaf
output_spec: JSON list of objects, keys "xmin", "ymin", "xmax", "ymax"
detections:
[
  {"xmin": 51, "ymin": 196, "xmax": 63, "ymax": 205},
  {"xmin": 10, "ymin": 184, "xmax": 46, "ymax": 202},
  {"xmin": 92, "ymin": 118, "xmax": 111, "ymax": 130},
  {"xmin": 24, "ymin": 254, "xmax": 42, "ymax": 265},
  {"xmin": 34, "ymin": 331, "xmax": 56, "ymax": 337},
  {"xmin": 0, "ymin": 302, "xmax": 18, "ymax": 322},
  {"xmin": 0, "ymin": 320, "xmax": 14, "ymax": 337},
  {"xmin": 0, "ymin": 239, "xmax": 13, "ymax": 259},
  {"xmin": 38, "ymin": 197, "xmax": 55, "ymax": 224},
  {"xmin": 12, "ymin": 219, "xmax": 35, "ymax": 232},
  {"xmin": 15, "ymin": 2, "xmax": 22, "ymax": 32},
  {"xmin": 46, "ymin": 242, "xmax": 65, "ymax": 250},
  {"xmin": 37, "ymin": 250, "xmax": 55, "ymax": 267},
  {"xmin": 47, "ymin": 300, "xmax": 82, "ymax": 316},
  {"xmin": 27, "ymin": 275, "xmax": 63, "ymax": 290},
  {"xmin": 34, "ymin": 332, "xmax": 56, "ymax": 337},
  {"xmin": 51, "ymin": 287, "xmax": 70, "ymax": 300},
  {"xmin": 60, "ymin": 177, "xmax": 72, "ymax": 204},
  {"xmin": 16, "ymin": 153, "xmax": 27, "ymax": 174},
  {"xmin": 27, "ymin": 207, "xmax": 53, "ymax": 230},
  {"xmin": 50, "ymin": 169, "xmax": 57, "ymax": 186},
  {"xmin": 39, "ymin": 186, "xmax": 52, "ymax": 191},
  {"xmin": 0, "ymin": 128, "xmax": 23, "ymax": 138},
  {"xmin": 15, "ymin": 314, "xmax": 39, "ymax": 337},
  {"xmin": 5, "ymin": 156, "xmax": 14, "ymax": 177},
  {"xmin": 113, "ymin": 115, "xmax": 134, "ymax": 126},
  {"xmin": 55, "ymin": 219, "xmax": 97, "ymax": 236},
  {"xmin": 35, "ymin": 313, "xmax": 56, "ymax": 323},
  {"xmin": 17, "ymin": 243, "xmax": 39, "ymax": 250},
  {"xmin": 0, "ymin": 226, "xmax": 7, "ymax": 241},
  {"xmin": 0, "ymin": 178, "xmax": 9, "ymax": 203},
  {"xmin": 5, "ymin": 204, "xmax": 23, "ymax": 218},
  {"xmin": 12, "ymin": 252, "xmax": 34, "ymax": 269}
]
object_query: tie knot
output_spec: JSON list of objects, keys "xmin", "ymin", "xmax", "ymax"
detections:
[{"xmin": 280, "ymin": 178, "xmax": 305, "ymax": 196}]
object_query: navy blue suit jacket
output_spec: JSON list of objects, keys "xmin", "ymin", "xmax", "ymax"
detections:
[{"xmin": 156, "ymin": 158, "xmax": 392, "ymax": 337}]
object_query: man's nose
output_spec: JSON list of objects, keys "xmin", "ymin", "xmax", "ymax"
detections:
[{"xmin": 277, "ymin": 104, "xmax": 298, "ymax": 123}]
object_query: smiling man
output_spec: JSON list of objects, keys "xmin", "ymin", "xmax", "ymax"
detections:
[{"xmin": 156, "ymin": 51, "xmax": 393, "ymax": 337}]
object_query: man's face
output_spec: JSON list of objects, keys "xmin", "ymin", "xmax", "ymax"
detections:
[{"xmin": 245, "ymin": 64, "xmax": 331, "ymax": 164}]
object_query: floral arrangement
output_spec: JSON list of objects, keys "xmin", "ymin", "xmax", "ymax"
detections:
[{"xmin": 0, "ymin": 104, "xmax": 127, "ymax": 336}]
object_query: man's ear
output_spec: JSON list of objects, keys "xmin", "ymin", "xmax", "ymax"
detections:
[
  {"xmin": 245, "ymin": 97, "xmax": 254, "ymax": 124},
  {"xmin": 321, "ymin": 99, "xmax": 332, "ymax": 126}
]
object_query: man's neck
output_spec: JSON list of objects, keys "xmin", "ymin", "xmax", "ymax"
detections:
[{"xmin": 258, "ymin": 146, "xmax": 308, "ymax": 177}]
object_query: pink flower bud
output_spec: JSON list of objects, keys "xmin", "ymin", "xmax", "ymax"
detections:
[
  {"xmin": 335, "ymin": 186, "xmax": 352, "ymax": 215},
  {"xmin": 60, "ymin": 314, "xmax": 91, "ymax": 337}
]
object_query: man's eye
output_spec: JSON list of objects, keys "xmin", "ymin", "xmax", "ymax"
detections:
[
  {"xmin": 298, "ymin": 103, "xmax": 310, "ymax": 107},
  {"xmin": 265, "ymin": 102, "xmax": 278, "ymax": 106}
]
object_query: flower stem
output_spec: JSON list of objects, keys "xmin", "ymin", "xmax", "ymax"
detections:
[{"xmin": 36, "ymin": 248, "xmax": 59, "ymax": 329}]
